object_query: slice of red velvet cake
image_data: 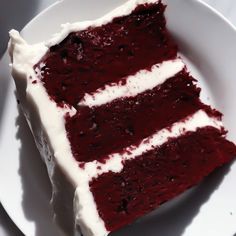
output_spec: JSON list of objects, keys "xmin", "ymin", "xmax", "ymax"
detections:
[{"xmin": 9, "ymin": 0, "xmax": 236, "ymax": 236}]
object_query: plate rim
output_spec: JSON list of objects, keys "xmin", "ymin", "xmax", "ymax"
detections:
[{"xmin": 1, "ymin": 0, "xmax": 236, "ymax": 235}]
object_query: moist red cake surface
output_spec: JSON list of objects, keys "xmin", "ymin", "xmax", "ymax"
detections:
[
  {"xmin": 35, "ymin": 2, "xmax": 177, "ymax": 107},
  {"xmin": 33, "ymin": 0, "xmax": 236, "ymax": 234},
  {"xmin": 66, "ymin": 71, "xmax": 220, "ymax": 163},
  {"xmin": 90, "ymin": 127, "xmax": 236, "ymax": 231}
]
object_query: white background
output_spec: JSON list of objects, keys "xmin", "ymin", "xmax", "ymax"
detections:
[{"xmin": 0, "ymin": 0, "xmax": 236, "ymax": 235}]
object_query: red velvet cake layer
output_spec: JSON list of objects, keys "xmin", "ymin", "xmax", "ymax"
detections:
[
  {"xmin": 30, "ymin": 1, "xmax": 236, "ymax": 234},
  {"xmin": 35, "ymin": 2, "xmax": 177, "ymax": 107},
  {"xmin": 65, "ymin": 71, "xmax": 219, "ymax": 162},
  {"xmin": 90, "ymin": 127, "xmax": 236, "ymax": 232}
]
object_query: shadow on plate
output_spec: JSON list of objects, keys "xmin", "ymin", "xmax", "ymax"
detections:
[
  {"xmin": 0, "ymin": 54, "xmax": 11, "ymax": 135},
  {"xmin": 0, "ymin": 0, "xmax": 39, "ymax": 230},
  {"xmin": 16, "ymin": 106, "xmax": 64, "ymax": 236},
  {"xmin": 15, "ymin": 101, "xmax": 232, "ymax": 236}
]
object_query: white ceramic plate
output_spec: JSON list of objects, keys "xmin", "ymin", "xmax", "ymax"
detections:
[{"xmin": 1, "ymin": 0, "xmax": 236, "ymax": 235}]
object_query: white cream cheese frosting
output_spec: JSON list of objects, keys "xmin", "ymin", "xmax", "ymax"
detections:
[
  {"xmin": 79, "ymin": 59, "xmax": 185, "ymax": 107},
  {"xmin": 8, "ymin": 0, "xmax": 225, "ymax": 236}
]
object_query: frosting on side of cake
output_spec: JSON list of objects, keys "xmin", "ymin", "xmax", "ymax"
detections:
[
  {"xmin": 8, "ymin": 0, "xmax": 233, "ymax": 235},
  {"xmin": 9, "ymin": 31, "xmax": 109, "ymax": 236}
]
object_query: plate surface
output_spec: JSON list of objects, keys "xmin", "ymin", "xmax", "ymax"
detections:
[{"xmin": 1, "ymin": 0, "xmax": 236, "ymax": 235}]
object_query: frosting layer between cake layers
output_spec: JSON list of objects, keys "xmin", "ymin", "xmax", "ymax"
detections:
[{"xmin": 9, "ymin": 0, "xmax": 236, "ymax": 236}]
